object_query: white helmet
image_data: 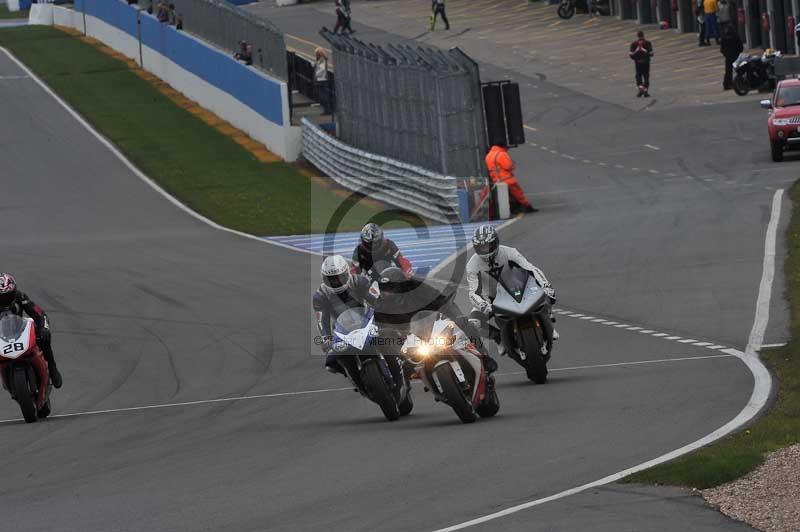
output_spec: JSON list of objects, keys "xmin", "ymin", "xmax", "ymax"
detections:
[{"xmin": 321, "ymin": 255, "xmax": 351, "ymax": 294}]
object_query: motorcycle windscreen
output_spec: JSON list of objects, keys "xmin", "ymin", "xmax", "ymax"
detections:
[
  {"xmin": 408, "ymin": 310, "xmax": 439, "ymax": 341},
  {"xmin": 493, "ymin": 266, "xmax": 545, "ymax": 317},
  {"xmin": 0, "ymin": 311, "xmax": 25, "ymax": 342},
  {"xmin": 333, "ymin": 307, "xmax": 374, "ymax": 350}
]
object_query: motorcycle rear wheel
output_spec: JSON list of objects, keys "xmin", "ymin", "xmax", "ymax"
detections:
[
  {"xmin": 521, "ymin": 325, "xmax": 548, "ymax": 384},
  {"xmin": 435, "ymin": 365, "xmax": 477, "ymax": 423},
  {"xmin": 733, "ymin": 76, "xmax": 749, "ymax": 96},
  {"xmin": 557, "ymin": 3, "xmax": 575, "ymax": 19},
  {"xmin": 13, "ymin": 367, "xmax": 37, "ymax": 423},
  {"xmin": 362, "ymin": 360, "xmax": 400, "ymax": 421}
]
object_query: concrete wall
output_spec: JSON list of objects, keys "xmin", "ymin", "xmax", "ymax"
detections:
[{"xmin": 38, "ymin": 1, "xmax": 301, "ymax": 161}]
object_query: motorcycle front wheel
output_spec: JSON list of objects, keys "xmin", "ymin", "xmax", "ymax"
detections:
[
  {"xmin": 362, "ymin": 360, "xmax": 400, "ymax": 421},
  {"xmin": 733, "ymin": 75, "xmax": 750, "ymax": 96},
  {"xmin": 435, "ymin": 365, "xmax": 477, "ymax": 424},
  {"xmin": 557, "ymin": 2, "xmax": 575, "ymax": 19},
  {"xmin": 13, "ymin": 366, "xmax": 37, "ymax": 423},
  {"xmin": 520, "ymin": 325, "xmax": 548, "ymax": 384}
]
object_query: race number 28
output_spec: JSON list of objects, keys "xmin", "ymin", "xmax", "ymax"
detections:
[{"xmin": 2, "ymin": 343, "xmax": 24, "ymax": 354}]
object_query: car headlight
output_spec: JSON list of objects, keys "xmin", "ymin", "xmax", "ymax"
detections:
[{"xmin": 773, "ymin": 118, "xmax": 793, "ymax": 126}]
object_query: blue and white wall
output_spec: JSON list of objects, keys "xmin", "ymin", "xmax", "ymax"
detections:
[{"xmin": 37, "ymin": 1, "xmax": 301, "ymax": 161}]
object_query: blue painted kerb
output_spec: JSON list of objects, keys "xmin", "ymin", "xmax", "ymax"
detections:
[{"xmin": 74, "ymin": 0, "xmax": 284, "ymax": 126}]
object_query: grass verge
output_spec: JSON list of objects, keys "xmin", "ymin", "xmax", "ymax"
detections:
[
  {"xmin": 623, "ymin": 183, "xmax": 800, "ymax": 489},
  {"xmin": 0, "ymin": 4, "xmax": 27, "ymax": 20},
  {"xmin": 0, "ymin": 25, "xmax": 414, "ymax": 235}
]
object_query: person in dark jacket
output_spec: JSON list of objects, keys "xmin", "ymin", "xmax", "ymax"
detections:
[
  {"xmin": 720, "ymin": 24, "xmax": 743, "ymax": 90},
  {"xmin": 629, "ymin": 30, "xmax": 654, "ymax": 97},
  {"xmin": 351, "ymin": 223, "xmax": 413, "ymax": 281},
  {"xmin": 431, "ymin": 0, "xmax": 449, "ymax": 30}
]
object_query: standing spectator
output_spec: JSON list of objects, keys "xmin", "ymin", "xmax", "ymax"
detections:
[
  {"xmin": 430, "ymin": 0, "xmax": 450, "ymax": 31},
  {"xmin": 176, "ymin": 13, "xmax": 183, "ymax": 30},
  {"xmin": 234, "ymin": 40, "xmax": 253, "ymax": 65},
  {"xmin": 704, "ymin": 0, "xmax": 720, "ymax": 45},
  {"xmin": 146, "ymin": 0, "xmax": 153, "ymax": 14},
  {"xmin": 157, "ymin": 1, "xmax": 169, "ymax": 23},
  {"xmin": 720, "ymin": 24, "xmax": 743, "ymax": 90},
  {"xmin": 168, "ymin": 3, "xmax": 176, "ymax": 25},
  {"xmin": 629, "ymin": 30, "xmax": 653, "ymax": 98},
  {"xmin": 696, "ymin": 0, "xmax": 708, "ymax": 46},
  {"xmin": 314, "ymin": 48, "xmax": 333, "ymax": 115},
  {"xmin": 717, "ymin": 0, "xmax": 734, "ymax": 30},
  {"xmin": 485, "ymin": 144, "xmax": 537, "ymax": 214},
  {"xmin": 333, "ymin": 0, "xmax": 353, "ymax": 35}
]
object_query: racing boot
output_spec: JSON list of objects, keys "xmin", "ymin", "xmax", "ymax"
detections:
[
  {"xmin": 43, "ymin": 347, "xmax": 63, "ymax": 389},
  {"xmin": 324, "ymin": 353, "xmax": 345, "ymax": 375},
  {"xmin": 483, "ymin": 354, "xmax": 498, "ymax": 374}
]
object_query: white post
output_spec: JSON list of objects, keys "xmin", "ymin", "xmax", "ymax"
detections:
[{"xmin": 496, "ymin": 182, "xmax": 511, "ymax": 220}]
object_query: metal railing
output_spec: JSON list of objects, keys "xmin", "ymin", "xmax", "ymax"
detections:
[
  {"xmin": 136, "ymin": 0, "xmax": 287, "ymax": 80},
  {"xmin": 302, "ymin": 118, "xmax": 460, "ymax": 224},
  {"xmin": 321, "ymin": 31, "xmax": 486, "ymax": 178}
]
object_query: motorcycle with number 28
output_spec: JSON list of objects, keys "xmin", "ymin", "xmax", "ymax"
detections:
[
  {"xmin": 403, "ymin": 310, "xmax": 499, "ymax": 424},
  {"xmin": 0, "ymin": 310, "xmax": 53, "ymax": 422}
]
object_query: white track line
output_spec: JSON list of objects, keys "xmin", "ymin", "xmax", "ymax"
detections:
[
  {"xmin": 0, "ymin": 355, "xmax": 735, "ymax": 424},
  {"xmin": 0, "ymin": 47, "xmax": 320, "ymax": 257},
  {"xmin": 431, "ymin": 190, "xmax": 781, "ymax": 532},
  {"xmin": 0, "ymin": 386, "xmax": 354, "ymax": 425},
  {"xmin": 496, "ymin": 354, "xmax": 735, "ymax": 377}
]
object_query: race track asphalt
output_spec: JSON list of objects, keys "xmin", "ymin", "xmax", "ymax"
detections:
[{"xmin": 0, "ymin": 23, "xmax": 780, "ymax": 532}]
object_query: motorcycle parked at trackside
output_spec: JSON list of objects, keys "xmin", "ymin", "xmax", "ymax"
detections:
[
  {"xmin": 733, "ymin": 50, "xmax": 781, "ymax": 96},
  {"xmin": 0, "ymin": 310, "xmax": 53, "ymax": 423},
  {"xmin": 403, "ymin": 311, "xmax": 499, "ymax": 424},
  {"xmin": 479, "ymin": 263, "xmax": 554, "ymax": 384},
  {"xmin": 332, "ymin": 307, "xmax": 413, "ymax": 421},
  {"xmin": 557, "ymin": 0, "xmax": 609, "ymax": 19}
]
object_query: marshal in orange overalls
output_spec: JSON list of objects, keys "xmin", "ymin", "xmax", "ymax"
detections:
[{"xmin": 485, "ymin": 145, "xmax": 533, "ymax": 212}]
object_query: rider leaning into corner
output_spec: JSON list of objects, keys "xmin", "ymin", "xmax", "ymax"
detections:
[
  {"xmin": 374, "ymin": 266, "xmax": 498, "ymax": 374},
  {"xmin": 467, "ymin": 225, "xmax": 559, "ymax": 357},
  {"xmin": 351, "ymin": 223, "xmax": 413, "ymax": 279},
  {"xmin": 0, "ymin": 273, "xmax": 63, "ymax": 388}
]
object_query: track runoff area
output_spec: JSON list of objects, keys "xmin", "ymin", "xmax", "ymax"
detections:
[{"xmin": 264, "ymin": 221, "xmax": 507, "ymax": 273}]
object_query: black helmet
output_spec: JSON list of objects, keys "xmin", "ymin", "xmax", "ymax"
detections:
[
  {"xmin": 472, "ymin": 225, "xmax": 499, "ymax": 262},
  {"xmin": 377, "ymin": 266, "xmax": 410, "ymax": 293},
  {"xmin": 360, "ymin": 223, "xmax": 385, "ymax": 252},
  {"xmin": 0, "ymin": 273, "xmax": 18, "ymax": 309}
]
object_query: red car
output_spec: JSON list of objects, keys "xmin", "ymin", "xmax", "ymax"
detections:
[{"xmin": 762, "ymin": 78, "xmax": 800, "ymax": 162}]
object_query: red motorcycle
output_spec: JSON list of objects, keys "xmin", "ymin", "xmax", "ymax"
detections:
[{"xmin": 0, "ymin": 310, "xmax": 52, "ymax": 422}]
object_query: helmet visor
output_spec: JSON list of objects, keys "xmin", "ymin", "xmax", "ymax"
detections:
[
  {"xmin": 0, "ymin": 291, "xmax": 15, "ymax": 308},
  {"xmin": 323, "ymin": 271, "xmax": 350, "ymax": 290},
  {"xmin": 473, "ymin": 239, "xmax": 498, "ymax": 258}
]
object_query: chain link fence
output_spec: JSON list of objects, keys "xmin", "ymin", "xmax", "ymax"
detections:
[
  {"xmin": 137, "ymin": 0, "xmax": 287, "ymax": 80},
  {"xmin": 321, "ymin": 31, "xmax": 486, "ymax": 178}
]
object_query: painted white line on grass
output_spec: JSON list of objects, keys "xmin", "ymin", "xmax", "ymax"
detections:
[
  {"xmin": 746, "ymin": 189, "xmax": 783, "ymax": 355},
  {"xmin": 431, "ymin": 190, "xmax": 781, "ymax": 532},
  {"xmin": 760, "ymin": 342, "xmax": 787, "ymax": 349},
  {"xmin": 0, "ymin": 386, "xmax": 354, "ymax": 425},
  {"xmin": 0, "ymin": 47, "xmax": 322, "ymax": 258}
]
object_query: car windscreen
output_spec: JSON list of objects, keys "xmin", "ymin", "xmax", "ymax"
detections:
[
  {"xmin": 776, "ymin": 86, "xmax": 800, "ymax": 107},
  {"xmin": 0, "ymin": 312, "xmax": 25, "ymax": 342},
  {"xmin": 334, "ymin": 308, "xmax": 369, "ymax": 334}
]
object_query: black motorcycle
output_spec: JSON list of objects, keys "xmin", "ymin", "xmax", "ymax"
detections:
[
  {"xmin": 557, "ymin": 0, "xmax": 609, "ymax": 19},
  {"xmin": 472, "ymin": 264, "xmax": 554, "ymax": 384},
  {"xmin": 733, "ymin": 52, "xmax": 780, "ymax": 96}
]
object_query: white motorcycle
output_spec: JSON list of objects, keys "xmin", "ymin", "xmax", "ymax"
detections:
[{"xmin": 403, "ymin": 311, "xmax": 499, "ymax": 424}]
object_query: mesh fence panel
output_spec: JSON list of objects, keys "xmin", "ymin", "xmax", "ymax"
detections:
[
  {"xmin": 137, "ymin": 0, "xmax": 287, "ymax": 80},
  {"xmin": 322, "ymin": 32, "xmax": 486, "ymax": 177}
]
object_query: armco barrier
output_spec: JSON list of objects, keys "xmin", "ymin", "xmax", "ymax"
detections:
[
  {"xmin": 301, "ymin": 118, "xmax": 461, "ymax": 224},
  {"xmin": 39, "ymin": 1, "xmax": 301, "ymax": 161}
]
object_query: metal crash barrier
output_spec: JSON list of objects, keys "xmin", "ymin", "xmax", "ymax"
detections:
[{"xmin": 301, "ymin": 118, "xmax": 461, "ymax": 224}]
